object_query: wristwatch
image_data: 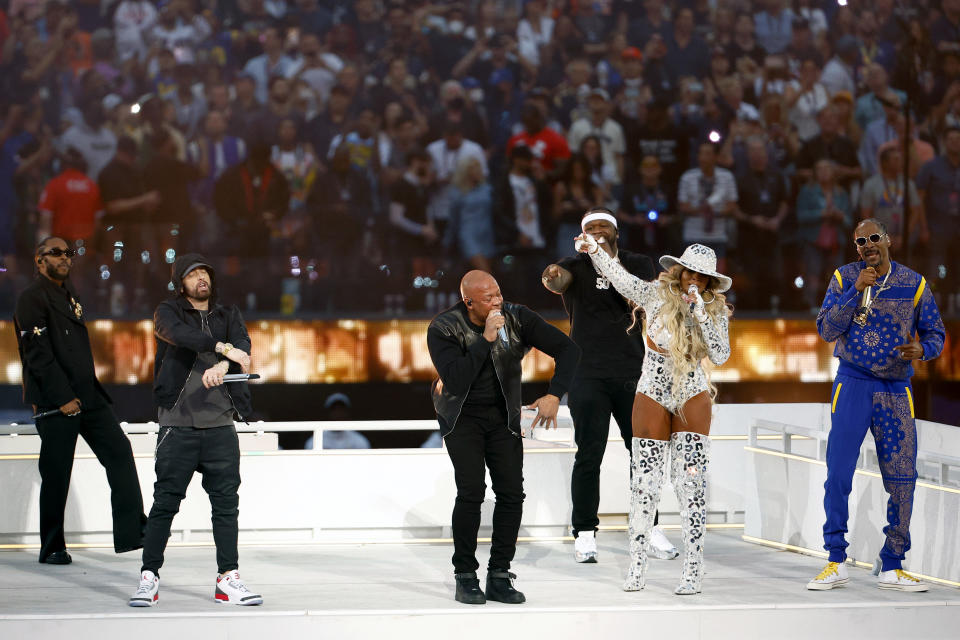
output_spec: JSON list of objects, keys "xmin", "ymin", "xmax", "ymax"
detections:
[{"xmin": 216, "ymin": 342, "xmax": 233, "ymax": 355}]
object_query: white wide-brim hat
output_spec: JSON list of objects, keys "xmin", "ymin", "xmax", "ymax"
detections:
[{"xmin": 659, "ymin": 244, "xmax": 732, "ymax": 292}]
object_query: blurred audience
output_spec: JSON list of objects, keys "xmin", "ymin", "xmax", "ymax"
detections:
[{"xmin": 0, "ymin": 0, "xmax": 956, "ymax": 317}]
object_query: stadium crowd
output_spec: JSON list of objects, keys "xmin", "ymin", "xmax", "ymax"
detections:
[{"xmin": 0, "ymin": 0, "xmax": 959, "ymax": 316}]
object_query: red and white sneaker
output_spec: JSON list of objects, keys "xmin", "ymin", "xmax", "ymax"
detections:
[
  {"xmin": 129, "ymin": 570, "xmax": 159, "ymax": 607},
  {"xmin": 215, "ymin": 570, "xmax": 263, "ymax": 605}
]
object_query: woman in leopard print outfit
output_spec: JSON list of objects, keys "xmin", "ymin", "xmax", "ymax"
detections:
[{"xmin": 576, "ymin": 236, "xmax": 732, "ymax": 595}]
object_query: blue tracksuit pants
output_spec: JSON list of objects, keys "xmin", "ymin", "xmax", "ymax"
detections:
[{"xmin": 823, "ymin": 371, "xmax": 918, "ymax": 571}]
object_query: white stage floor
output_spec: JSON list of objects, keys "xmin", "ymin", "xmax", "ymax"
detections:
[{"xmin": 2, "ymin": 530, "xmax": 958, "ymax": 639}]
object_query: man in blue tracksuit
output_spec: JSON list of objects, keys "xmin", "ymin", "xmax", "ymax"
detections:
[{"xmin": 807, "ymin": 219, "xmax": 945, "ymax": 592}]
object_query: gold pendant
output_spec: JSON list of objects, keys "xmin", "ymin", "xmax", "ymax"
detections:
[{"xmin": 71, "ymin": 297, "xmax": 83, "ymax": 319}]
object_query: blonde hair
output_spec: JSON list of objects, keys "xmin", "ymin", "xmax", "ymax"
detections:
[
  {"xmin": 631, "ymin": 264, "xmax": 731, "ymax": 405},
  {"xmin": 452, "ymin": 155, "xmax": 483, "ymax": 193}
]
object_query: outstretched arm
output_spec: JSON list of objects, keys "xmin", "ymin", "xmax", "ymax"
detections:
[
  {"xmin": 582, "ymin": 238, "xmax": 656, "ymax": 307},
  {"xmin": 541, "ymin": 263, "xmax": 573, "ymax": 294}
]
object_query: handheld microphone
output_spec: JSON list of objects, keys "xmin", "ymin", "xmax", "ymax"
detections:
[
  {"xmin": 491, "ymin": 310, "xmax": 508, "ymax": 345},
  {"xmin": 222, "ymin": 373, "xmax": 261, "ymax": 383},
  {"xmin": 854, "ymin": 285, "xmax": 873, "ymax": 326},
  {"xmin": 32, "ymin": 408, "xmax": 76, "ymax": 420},
  {"xmin": 687, "ymin": 284, "xmax": 699, "ymax": 313}
]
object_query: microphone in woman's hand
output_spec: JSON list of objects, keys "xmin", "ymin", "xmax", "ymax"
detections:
[{"xmin": 687, "ymin": 284, "xmax": 699, "ymax": 312}]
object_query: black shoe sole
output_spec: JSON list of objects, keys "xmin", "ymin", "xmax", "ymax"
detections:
[
  {"xmin": 485, "ymin": 593, "xmax": 526, "ymax": 604},
  {"xmin": 40, "ymin": 553, "xmax": 72, "ymax": 565},
  {"xmin": 455, "ymin": 594, "xmax": 486, "ymax": 605}
]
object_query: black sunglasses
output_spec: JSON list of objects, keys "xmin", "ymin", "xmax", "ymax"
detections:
[
  {"xmin": 41, "ymin": 248, "xmax": 77, "ymax": 258},
  {"xmin": 854, "ymin": 233, "xmax": 886, "ymax": 247}
]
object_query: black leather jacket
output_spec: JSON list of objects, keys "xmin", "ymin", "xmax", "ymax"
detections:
[{"xmin": 427, "ymin": 301, "xmax": 579, "ymax": 437}]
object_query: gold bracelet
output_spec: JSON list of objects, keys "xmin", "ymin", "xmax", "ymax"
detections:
[{"xmin": 222, "ymin": 343, "xmax": 233, "ymax": 355}]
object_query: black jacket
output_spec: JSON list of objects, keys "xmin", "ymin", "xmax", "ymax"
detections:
[
  {"xmin": 427, "ymin": 301, "xmax": 579, "ymax": 437},
  {"xmin": 153, "ymin": 253, "xmax": 253, "ymax": 418},
  {"xmin": 14, "ymin": 276, "xmax": 110, "ymax": 410}
]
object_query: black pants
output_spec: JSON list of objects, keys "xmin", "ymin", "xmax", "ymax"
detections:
[
  {"xmin": 34, "ymin": 405, "xmax": 146, "ymax": 561},
  {"xmin": 568, "ymin": 376, "xmax": 638, "ymax": 535},
  {"xmin": 444, "ymin": 405, "xmax": 525, "ymax": 573},
  {"xmin": 141, "ymin": 425, "xmax": 241, "ymax": 576}
]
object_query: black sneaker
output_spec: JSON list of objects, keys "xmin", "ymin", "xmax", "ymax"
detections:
[
  {"xmin": 40, "ymin": 550, "xmax": 72, "ymax": 565},
  {"xmin": 485, "ymin": 570, "xmax": 526, "ymax": 604},
  {"xmin": 454, "ymin": 572, "xmax": 486, "ymax": 604}
]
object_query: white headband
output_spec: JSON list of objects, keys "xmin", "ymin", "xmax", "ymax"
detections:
[{"xmin": 581, "ymin": 212, "xmax": 618, "ymax": 230}]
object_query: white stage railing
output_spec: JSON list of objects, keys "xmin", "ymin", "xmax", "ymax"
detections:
[
  {"xmin": 744, "ymin": 415, "xmax": 960, "ymax": 586},
  {"xmin": 3, "ymin": 403, "xmax": 958, "ymax": 587},
  {"xmin": 1, "ymin": 404, "xmax": 804, "ymax": 546}
]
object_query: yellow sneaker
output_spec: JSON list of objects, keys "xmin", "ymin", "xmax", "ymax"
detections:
[
  {"xmin": 877, "ymin": 569, "xmax": 928, "ymax": 592},
  {"xmin": 806, "ymin": 561, "xmax": 849, "ymax": 590}
]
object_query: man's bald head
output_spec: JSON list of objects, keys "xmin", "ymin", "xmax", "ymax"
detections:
[
  {"xmin": 460, "ymin": 270, "xmax": 503, "ymax": 322},
  {"xmin": 460, "ymin": 270, "xmax": 498, "ymax": 300}
]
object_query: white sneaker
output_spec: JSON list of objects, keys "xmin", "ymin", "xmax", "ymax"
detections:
[
  {"xmin": 215, "ymin": 570, "xmax": 263, "ymax": 605},
  {"xmin": 129, "ymin": 570, "xmax": 159, "ymax": 607},
  {"xmin": 574, "ymin": 531, "xmax": 598, "ymax": 563},
  {"xmin": 807, "ymin": 562, "xmax": 849, "ymax": 590},
  {"xmin": 877, "ymin": 569, "xmax": 929, "ymax": 592},
  {"xmin": 647, "ymin": 526, "xmax": 679, "ymax": 559}
]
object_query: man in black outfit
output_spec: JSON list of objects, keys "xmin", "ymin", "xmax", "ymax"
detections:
[
  {"xmin": 129, "ymin": 253, "xmax": 262, "ymax": 607},
  {"xmin": 14, "ymin": 237, "xmax": 146, "ymax": 565},
  {"xmin": 428, "ymin": 270, "xmax": 579, "ymax": 605},
  {"xmin": 542, "ymin": 209, "xmax": 677, "ymax": 564}
]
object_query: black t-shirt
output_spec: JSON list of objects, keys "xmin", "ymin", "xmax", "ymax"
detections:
[
  {"xmin": 144, "ymin": 155, "xmax": 204, "ymax": 225},
  {"xmin": 634, "ymin": 124, "xmax": 689, "ymax": 189},
  {"xmin": 557, "ymin": 249, "xmax": 656, "ymax": 379},
  {"xmin": 462, "ymin": 320, "xmax": 507, "ymax": 408},
  {"xmin": 389, "ymin": 176, "xmax": 432, "ymax": 257},
  {"xmin": 390, "ymin": 176, "xmax": 430, "ymax": 227},
  {"xmin": 737, "ymin": 169, "xmax": 787, "ymax": 219},
  {"xmin": 796, "ymin": 135, "xmax": 859, "ymax": 172},
  {"xmin": 98, "ymin": 158, "xmax": 147, "ymax": 225}
]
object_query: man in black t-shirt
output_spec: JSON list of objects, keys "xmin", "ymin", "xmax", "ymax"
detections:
[
  {"xmin": 542, "ymin": 208, "xmax": 678, "ymax": 564},
  {"xmin": 98, "ymin": 136, "xmax": 162, "ymax": 312},
  {"xmin": 388, "ymin": 149, "xmax": 436, "ymax": 283},
  {"xmin": 733, "ymin": 140, "xmax": 790, "ymax": 310},
  {"xmin": 634, "ymin": 100, "xmax": 690, "ymax": 192},
  {"xmin": 144, "ymin": 128, "xmax": 204, "ymax": 246},
  {"xmin": 427, "ymin": 270, "xmax": 579, "ymax": 604},
  {"xmin": 795, "ymin": 106, "xmax": 861, "ymax": 187}
]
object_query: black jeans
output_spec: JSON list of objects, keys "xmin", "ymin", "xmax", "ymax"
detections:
[
  {"xmin": 444, "ymin": 404, "xmax": 524, "ymax": 573},
  {"xmin": 141, "ymin": 425, "xmax": 241, "ymax": 575},
  {"xmin": 35, "ymin": 405, "xmax": 146, "ymax": 560},
  {"xmin": 568, "ymin": 376, "xmax": 637, "ymax": 535}
]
